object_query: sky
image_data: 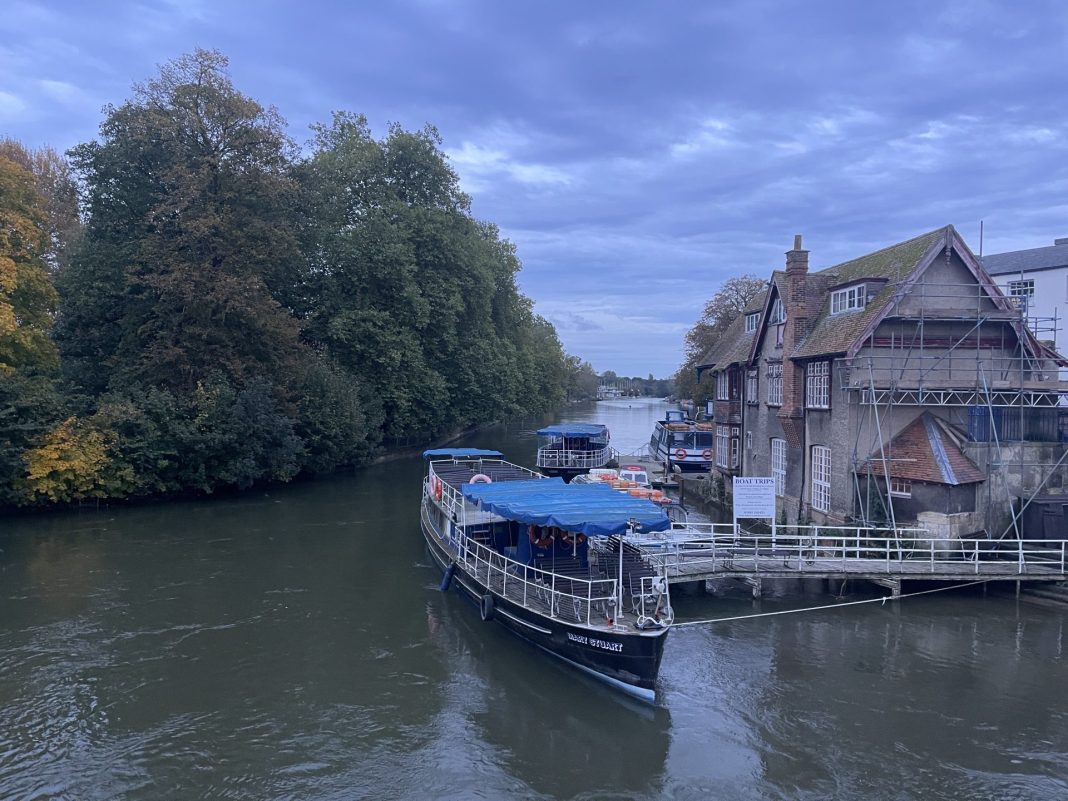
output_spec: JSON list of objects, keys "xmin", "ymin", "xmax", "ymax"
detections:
[{"xmin": 2, "ymin": 1, "xmax": 1067, "ymax": 378}]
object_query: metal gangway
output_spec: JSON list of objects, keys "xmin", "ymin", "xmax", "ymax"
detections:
[{"xmin": 631, "ymin": 522, "xmax": 1068, "ymax": 596}]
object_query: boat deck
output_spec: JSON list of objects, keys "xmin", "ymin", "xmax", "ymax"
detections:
[{"xmin": 434, "ymin": 462, "xmax": 540, "ymax": 487}]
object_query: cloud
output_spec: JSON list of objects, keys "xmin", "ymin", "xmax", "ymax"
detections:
[
  {"xmin": 0, "ymin": 89, "xmax": 27, "ymax": 118},
  {"xmin": 447, "ymin": 138, "xmax": 573, "ymax": 191},
  {"xmin": 2, "ymin": 0, "xmax": 1068, "ymax": 374}
]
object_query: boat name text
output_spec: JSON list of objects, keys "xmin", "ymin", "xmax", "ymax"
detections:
[{"xmin": 567, "ymin": 632, "xmax": 623, "ymax": 653}]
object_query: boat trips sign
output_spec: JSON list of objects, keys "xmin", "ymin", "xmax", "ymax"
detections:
[{"xmin": 733, "ymin": 477, "xmax": 776, "ymax": 521}]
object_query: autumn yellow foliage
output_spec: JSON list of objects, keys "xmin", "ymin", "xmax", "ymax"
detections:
[{"xmin": 21, "ymin": 417, "xmax": 117, "ymax": 503}]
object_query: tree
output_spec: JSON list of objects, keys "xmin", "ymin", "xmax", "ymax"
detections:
[
  {"xmin": 0, "ymin": 143, "xmax": 61, "ymax": 373},
  {"xmin": 298, "ymin": 112, "xmax": 567, "ymax": 438},
  {"xmin": 61, "ymin": 49, "xmax": 305, "ymax": 394},
  {"xmin": 675, "ymin": 274, "xmax": 766, "ymax": 400}
]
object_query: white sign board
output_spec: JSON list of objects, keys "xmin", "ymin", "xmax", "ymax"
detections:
[{"xmin": 733, "ymin": 477, "xmax": 776, "ymax": 521}]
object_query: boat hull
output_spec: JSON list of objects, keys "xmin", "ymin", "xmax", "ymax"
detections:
[
  {"xmin": 650, "ymin": 441, "xmax": 714, "ymax": 473},
  {"xmin": 420, "ymin": 502, "xmax": 667, "ymax": 701}
]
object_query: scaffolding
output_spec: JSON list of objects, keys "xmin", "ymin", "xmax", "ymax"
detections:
[{"xmin": 840, "ymin": 270, "xmax": 1067, "ymax": 537}]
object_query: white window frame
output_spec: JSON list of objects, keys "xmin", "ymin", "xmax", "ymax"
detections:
[
  {"xmin": 745, "ymin": 313, "xmax": 759, "ymax": 333},
  {"xmin": 716, "ymin": 370, "xmax": 729, "ymax": 400},
  {"xmin": 746, "ymin": 369, "xmax": 758, "ymax": 404},
  {"xmin": 771, "ymin": 438, "xmax": 786, "ymax": 497},
  {"xmin": 811, "ymin": 445, "xmax": 831, "ymax": 513},
  {"xmin": 730, "ymin": 427, "xmax": 740, "ymax": 468},
  {"xmin": 715, "ymin": 425, "xmax": 731, "ymax": 468},
  {"xmin": 1008, "ymin": 279, "xmax": 1035, "ymax": 298},
  {"xmin": 806, "ymin": 361, "xmax": 830, "ymax": 409},
  {"xmin": 769, "ymin": 298, "xmax": 786, "ymax": 324},
  {"xmin": 831, "ymin": 285, "xmax": 865, "ymax": 314},
  {"xmin": 889, "ymin": 478, "xmax": 912, "ymax": 498},
  {"xmin": 767, "ymin": 362, "xmax": 783, "ymax": 406}
]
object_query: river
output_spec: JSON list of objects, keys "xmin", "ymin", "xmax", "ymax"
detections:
[{"xmin": 1, "ymin": 398, "xmax": 1065, "ymax": 800}]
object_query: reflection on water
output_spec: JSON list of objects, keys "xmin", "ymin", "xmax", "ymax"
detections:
[{"xmin": 0, "ymin": 399, "xmax": 1066, "ymax": 800}]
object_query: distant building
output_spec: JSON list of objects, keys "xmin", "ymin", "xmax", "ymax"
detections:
[
  {"xmin": 696, "ymin": 226, "xmax": 1068, "ymax": 538},
  {"xmin": 982, "ymin": 237, "xmax": 1068, "ymax": 387}
]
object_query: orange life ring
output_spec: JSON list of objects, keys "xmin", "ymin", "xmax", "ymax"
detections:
[
  {"xmin": 702, "ymin": 448, "xmax": 713, "ymax": 460},
  {"xmin": 470, "ymin": 473, "xmax": 492, "ymax": 484},
  {"xmin": 433, "ymin": 477, "xmax": 443, "ymax": 501},
  {"xmin": 674, "ymin": 448, "xmax": 687, "ymax": 460},
  {"xmin": 560, "ymin": 531, "xmax": 587, "ymax": 547},
  {"xmin": 528, "ymin": 524, "xmax": 553, "ymax": 548}
]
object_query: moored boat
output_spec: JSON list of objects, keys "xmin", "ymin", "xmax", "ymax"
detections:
[
  {"xmin": 535, "ymin": 423, "xmax": 613, "ymax": 481},
  {"xmin": 420, "ymin": 448, "xmax": 674, "ymax": 701},
  {"xmin": 649, "ymin": 410, "xmax": 715, "ymax": 472}
]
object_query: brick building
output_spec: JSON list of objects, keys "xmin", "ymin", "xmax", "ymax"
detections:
[{"xmin": 696, "ymin": 226, "xmax": 1068, "ymax": 536}]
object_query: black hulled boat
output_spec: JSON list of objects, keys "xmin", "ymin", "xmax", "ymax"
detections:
[{"xmin": 420, "ymin": 448, "xmax": 673, "ymax": 702}]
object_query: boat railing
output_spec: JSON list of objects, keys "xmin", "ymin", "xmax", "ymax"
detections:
[
  {"xmin": 635, "ymin": 575, "xmax": 673, "ymax": 628},
  {"xmin": 456, "ymin": 534, "xmax": 621, "ymax": 628},
  {"xmin": 640, "ymin": 523, "xmax": 1068, "ymax": 577},
  {"xmin": 536, "ymin": 445, "xmax": 614, "ymax": 469}
]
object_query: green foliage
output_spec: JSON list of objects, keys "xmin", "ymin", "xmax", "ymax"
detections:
[
  {"xmin": 63, "ymin": 49, "xmax": 305, "ymax": 394},
  {"xmin": 299, "ymin": 112, "xmax": 568, "ymax": 439},
  {"xmin": 0, "ymin": 372, "xmax": 63, "ymax": 505},
  {"xmin": 0, "ymin": 142, "xmax": 61, "ymax": 373},
  {"xmin": 2, "ymin": 50, "xmax": 578, "ymax": 509}
]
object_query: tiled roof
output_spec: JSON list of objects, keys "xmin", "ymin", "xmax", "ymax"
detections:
[
  {"xmin": 792, "ymin": 227, "xmax": 947, "ymax": 359},
  {"xmin": 982, "ymin": 241, "xmax": 1068, "ymax": 275},
  {"xmin": 696, "ymin": 289, "xmax": 767, "ymax": 369},
  {"xmin": 862, "ymin": 413, "xmax": 985, "ymax": 485}
]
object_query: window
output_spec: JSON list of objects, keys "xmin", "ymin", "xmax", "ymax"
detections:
[
  {"xmin": 811, "ymin": 445, "xmax": 831, "ymax": 513},
  {"xmin": 769, "ymin": 298, "xmax": 786, "ymax": 324},
  {"xmin": 889, "ymin": 478, "xmax": 912, "ymax": 498},
  {"xmin": 715, "ymin": 425, "xmax": 731, "ymax": 468},
  {"xmin": 716, "ymin": 371, "xmax": 729, "ymax": 400},
  {"xmin": 714, "ymin": 426, "xmax": 739, "ymax": 468},
  {"xmin": 745, "ymin": 430, "xmax": 753, "ymax": 450},
  {"xmin": 767, "ymin": 362, "xmax": 783, "ymax": 406},
  {"xmin": 745, "ymin": 313, "xmax": 759, "ymax": 333},
  {"xmin": 831, "ymin": 285, "xmax": 865, "ymax": 314},
  {"xmin": 771, "ymin": 438, "xmax": 787, "ymax": 497},
  {"xmin": 746, "ymin": 370, "xmax": 758, "ymax": 404},
  {"xmin": 806, "ymin": 361, "xmax": 830, "ymax": 409},
  {"xmin": 1008, "ymin": 279, "xmax": 1035, "ymax": 298}
]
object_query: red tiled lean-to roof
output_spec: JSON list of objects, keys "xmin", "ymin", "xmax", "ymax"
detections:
[{"xmin": 862, "ymin": 413, "xmax": 985, "ymax": 485}]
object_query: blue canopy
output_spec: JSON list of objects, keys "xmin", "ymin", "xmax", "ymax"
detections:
[
  {"xmin": 536, "ymin": 423, "xmax": 609, "ymax": 438},
  {"xmin": 422, "ymin": 448, "xmax": 504, "ymax": 460},
  {"xmin": 461, "ymin": 478, "xmax": 670, "ymax": 537}
]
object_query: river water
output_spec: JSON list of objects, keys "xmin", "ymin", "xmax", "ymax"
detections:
[{"xmin": 1, "ymin": 398, "xmax": 1066, "ymax": 800}]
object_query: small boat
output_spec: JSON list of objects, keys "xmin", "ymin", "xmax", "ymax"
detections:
[
  {"xmin": 535, "ymin": 423, "xmax": 613, "ymax": 481},
  {"xmin": 571, "ymin": 468, "xmax": 688, "ymax": 525},
  {"xmin": 421, "ymin": 448, "xmax": 674, "ymax": 701},
  {"xmin": 618, "ymin": 464, "xmax": 651, "ymax": 488},
  {"xmin": 649, "ymin": 410, "xmax": 715, "ymax": 472}
]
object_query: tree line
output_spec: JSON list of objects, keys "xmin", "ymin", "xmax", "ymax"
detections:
[{"xmin": 0, "ymin": 49, "xmax": 592, "ymax": 508}]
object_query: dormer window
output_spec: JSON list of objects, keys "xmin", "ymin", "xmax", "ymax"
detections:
[
  {"xmin": 745, "ymin": 313, "xmax": 759, "ymax": 333},
  {"xmin": 831, "ymin": 285, "xmax": 865, "ymax": 314},
  {"xmin": 769, "ymin": 298, "xmax": 786, "ymax": 324}
]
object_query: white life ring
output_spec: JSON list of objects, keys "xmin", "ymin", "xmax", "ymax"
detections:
[{"xmin": 470, "ymin": 473, "xmax": 493, "ymax": 484}]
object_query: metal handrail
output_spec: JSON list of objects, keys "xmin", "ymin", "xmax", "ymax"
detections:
[
  {"xmin": 536, "ymin": 445, "xmax": 614, "ymax": 469},
  {"xmin": 646, "ymin": 527, "xmax": 1068, "ymax": 578},
  {"xmin": 457, "ymin": 535, "xmax": 620, "ymax": 626}
]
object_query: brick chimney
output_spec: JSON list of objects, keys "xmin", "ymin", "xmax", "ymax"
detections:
[
  {"xmin": 785, "ymin": 234, "xmax": 810, "ymax": 339},
  {"xmin": 777, "ymin": 234, "xmax": 809, "ymax": 449}
]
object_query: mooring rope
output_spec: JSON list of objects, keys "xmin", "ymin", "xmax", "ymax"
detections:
[{"xmin": 669, "ymin": 579, "xmax": 994, "ymax": 628}]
